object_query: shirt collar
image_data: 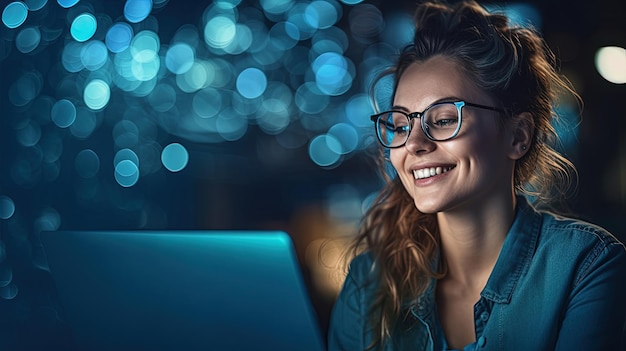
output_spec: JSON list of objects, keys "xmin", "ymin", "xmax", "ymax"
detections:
[{"xmin": 480, "ymin": 196, "xmax": 542, "ymax": 304}]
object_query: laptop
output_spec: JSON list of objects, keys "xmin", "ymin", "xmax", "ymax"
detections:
[{"xmin": 40, "ymin": 230, "xmax": 326, "ymax": 351}]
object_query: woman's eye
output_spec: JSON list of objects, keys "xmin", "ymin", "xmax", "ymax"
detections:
[
  {"xmin": 433, "ymin": 118, "xmax": 458, "ymax": 127},
  {"xmin": 395, "ymin": 125, "xmax": 410, "ymax": 135}
]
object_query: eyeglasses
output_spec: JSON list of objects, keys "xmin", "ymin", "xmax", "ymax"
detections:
[{"xmin": 370, "ymin": 100, "xmax": 505, "ymax": 148}]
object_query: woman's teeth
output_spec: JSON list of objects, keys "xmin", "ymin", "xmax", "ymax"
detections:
[{"xmin": 413, "ymin": 166, "xmax": 452, "ymax": 180}]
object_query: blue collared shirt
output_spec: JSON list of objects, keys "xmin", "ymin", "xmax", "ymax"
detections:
[{"xmin": 328, "ymin": 197, "xmax": 626, "ymax": 350}]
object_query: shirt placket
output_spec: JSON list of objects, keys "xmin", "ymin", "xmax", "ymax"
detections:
[{"xmin": 473, "ymin": 297, "xmax": 493, "ymax": 349}]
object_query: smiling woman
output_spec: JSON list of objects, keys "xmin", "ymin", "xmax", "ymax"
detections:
[{"xmin": 328, "ymin": 1, "xmax": 626, "ymax": 350}]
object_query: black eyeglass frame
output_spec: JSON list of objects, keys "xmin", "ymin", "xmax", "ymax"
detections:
[{"xmin": 370, "ymin": 100, "xmax": 506, "ymax": 148}]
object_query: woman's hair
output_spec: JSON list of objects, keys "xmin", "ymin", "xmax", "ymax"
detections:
[{"xmin": 350, "ymin": 0, "xmax": 579, "ymax": 348}]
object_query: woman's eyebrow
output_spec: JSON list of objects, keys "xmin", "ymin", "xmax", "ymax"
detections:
[
  {"xmin": 391, "ymin": 105, "xmax": 410, "ymax": 112},
  {"xmin": 391, "ymin": 96, "xmax": 462, "ymax": 112}
]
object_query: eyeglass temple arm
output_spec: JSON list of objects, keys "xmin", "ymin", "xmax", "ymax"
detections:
[{"xmin": 463, "ymin": 102, "xmax": 506, "ymax": 114}]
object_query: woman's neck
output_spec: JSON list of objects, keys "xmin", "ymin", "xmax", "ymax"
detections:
[{"xmin": 436, "ymin": 194, "xmax": 517, "ymax": 288}]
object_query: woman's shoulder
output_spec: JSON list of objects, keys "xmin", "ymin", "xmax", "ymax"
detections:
[
  {"xmin": 345, "ymin": 252, "xmax": 379, "ymax": 288},
  {"xmin": 539, "ymin": 210, "xmax": 624, "ymax": 249},
  {"xmin": 533, "ymin": 210, "xmax": 626, "ymax": 280}
]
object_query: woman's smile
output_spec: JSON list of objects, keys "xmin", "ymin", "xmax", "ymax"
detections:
[{"xmin": 412, "ymin": 165, "xmax": 455, "ymax": 180}]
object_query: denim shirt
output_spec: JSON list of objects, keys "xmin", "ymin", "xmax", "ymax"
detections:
[{"xmin": 328, "ymin": 197, "xmax": 626, "ymax": 350}]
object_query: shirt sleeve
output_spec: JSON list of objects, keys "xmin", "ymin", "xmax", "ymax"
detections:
[
  {"xmin": 327, "ymin": 263, "xmax": 368, "ymax": 351},
  {"xmin": 555, "ymin": 240, "xmax": 626, "ymax": 350}
]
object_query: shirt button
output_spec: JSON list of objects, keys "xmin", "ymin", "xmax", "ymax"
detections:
[
  {"xmin": 477, "ymin": 336, "xmax": 486, "ymax": 347},
  {"xmin": 480, "ymin": 311, "xmax": 489, "ymax": 322}
]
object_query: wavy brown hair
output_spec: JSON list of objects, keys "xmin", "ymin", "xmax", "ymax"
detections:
[{"xmin": 349, "ymin": 0, "xmax": 579, "ymax": 348}]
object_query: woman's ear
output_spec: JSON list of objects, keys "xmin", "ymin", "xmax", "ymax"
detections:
[{"xmin": 508, "ymin": 112, "xmax": 534, "ymax": 160}]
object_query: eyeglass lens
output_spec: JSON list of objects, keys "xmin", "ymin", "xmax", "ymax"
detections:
[{"xmin": 375, "ymin": 103, "xmax": 460, "ymax": 147}]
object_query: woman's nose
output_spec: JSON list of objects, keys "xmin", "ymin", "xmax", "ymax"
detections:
[{"xmin": 404, "ymin": 122, "xmax": 436, "ymax": 154}]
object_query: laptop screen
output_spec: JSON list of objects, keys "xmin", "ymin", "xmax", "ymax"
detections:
[{"xmin": 40, "ymin": 230, "xmax": 326, "ymax": 351}]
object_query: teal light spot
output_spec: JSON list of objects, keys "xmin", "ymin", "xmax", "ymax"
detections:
[
  {"xmin": 216, "ymin": 0, "xmax": 241, "ymax": 8},
  {"xmin": 81, "ymin": 40, "xmax": 108, "ymax": 71},
  {"xmin": 15, "ymin": 26, "xmax": 41, "ymax": 53},
  {"xmin": 309, "ymin": 134, "xmax": 341, "ymax": 167},
  {"xmin": 0, "ymin": 196, "xmax": 16, "ymax": 220},
  {"xmin": 345, "ymin": 94, "xmax": 373, "ymax": 128},
  {"xmin": 129, "ymin": 31, "xmax": 160, "ymax": 81},
  {"xmin": 224, "ymin": 23, "xmax": 253, "ymax": 55},
  {"xmin": 131, "ymin": 50, "xmax": 160, "ymax": 81},
  {"xmin": 16, "ymin": 120, "xmax": 41, "ymax": 147},
  {"xmin": 0, "ymin": 283, "xmax": 18, "ymax": 300},
  {"xmin": 57, "ymin": 0, "xmax": 79, "ymax": 8},
  {"xmin": 114, "ymin": 148, "xmax": 139, "ymax": 168},
  {"xmin": 69, "ymin": 107, "xmax": 97, "ymax": 139},
  {"xmin": 236, "ymin": 67, "xmax": 267, "ymax": 99},
  {"xmin": 178, "ymin": 61, "xmax": 211, "ymax": 92},
  {"xmin": 0, "ymin": 266, "xmax": 12, "ymax": 287},
  {"xmin": 259, "ymin": 98, "xmax": 290, "ymax": 134},
  {"xmin": 130, "ymin": 30, "xmax": 160, "ymax": 55},
  {"xmin": 113, "ymin": 120, "xmax": 139, "ymax": 148},
  {"xmin": 61, "ymin": 41, "xmax": 85, "ymax": 72},
  {"xmin": 269, "ymin": 22, "xmax": 298, "ymax": 50},
  {"xmin": 83, "ymin": 79, "xmax": 110, "ymax": 110},
  {"xmin": 147, "ymin": 83, "xmax": 177, "ymax": 112},
  {"xmin": 9, "ymin": 71, "xmax": 43, "ymax": 107},
  {"xmin": 260, "ymin": 0, "xmax": 294, "ymax": 15},
  {"xmin": 115, "ymin": 159, "xmax": 139, "ymax": 187},
  {"xmin": 304, "ymin": 1, "xmax": 338, "ymax": 29},
  {"xmin": 70, "ymin": 13, "xmax": 97, "ymax": 42},
  {"xmin": 34, "ymin": 207, "xmax": 61, "ymax": 233},
  {"xmin": 216, "ymin": 110, "xmax": 248, "ymax": 141},
  {"xmin": 165, "ymin": 43, "xmax": 194, "ymax": 74},
  {"xmin": 328, "ymin": 123, "xmax": 359, "ymax": 154},
  {"xmin": 161, "ymin": 143, "xmax": 189, "ymax": 172},
  {"xmin": 204, "ymin": 16, "xmax": 236, "ymax": 49},
  {"xmin": 24, "ymin": 0, "xmax": 47, "ymax": 11},
  {"xmin": 295, "ymin": 82, "xmax": 328, "ymax": 114},
  {"xmin": 192, "ymin": 88, "xmax": 222, "ymax": 118},
  {"xmin": 313, "ymin": 52, "xmax": 352, "ymax": 96},
  {"xmin": 106, "ymin": 22, "xmax": 134, "ymax": 53},
  {"xmin": 124, "ymin": 0, "xmax": 152, "ymax": 24},
  {"xmin": 75, "ymin": 149, "xmax": 100, "ymax": 178},
  {"xmin": 2, "ymin": 2, "xmax": 28, "ymax": 29}
]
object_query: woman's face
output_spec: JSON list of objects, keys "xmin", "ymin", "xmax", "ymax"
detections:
[{"xmin": 390, "ymin": 56, "xmax": 517, "ymax": 214}]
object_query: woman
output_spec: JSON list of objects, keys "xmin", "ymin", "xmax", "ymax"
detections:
[{"xmin": 328, "ymin": 1, "xmax": 626, "ymax": 350}]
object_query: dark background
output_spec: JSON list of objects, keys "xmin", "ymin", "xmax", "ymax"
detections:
[{"xmin": 1, "ymin": 0, "xmax": 625, "ymax": 349}]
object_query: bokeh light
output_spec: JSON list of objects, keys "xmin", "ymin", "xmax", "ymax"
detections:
[
  {"xmin": 124, "ymin": 0, "xmax": 153, "ymax": 23},
  {"xmin": 2, "ymin": 2, "xmax": 28, "ymax": 29},
  {"xmin": 57, "ymin": 0, "xmax": 79, "ymax": 8},
  {"xmin": 106, "ymin": 22, "xmax": 134, "ymax": 53},
  {"xmin": 75, "ymin": 149, "xmax": 101, "ymax": 178},
  {"xmin": 165, "ymin": 43, "xmax": 195, "ymax": 74},
  {"xmin": 161, "ymin": 143, "xmax": 189, "ymax": 172},
  {"xmin": 204, "ymin": 16, "xmax": 237, "ymax": 49},
  {"xmin": 70, "ymin": 13, "xmax": 97, "ymax": 42},
  {"xmin": 595, "ymin": 46, "xmax": 626, "ymax": 84},
  {"xmin": 0, "ymin": 283, "xmax": 19, "ymax": 300},
  {"xmin": 236, "ymin": 67, "xmax": 267, "ymax": 99},
  {"xmin": 51, "ymin": 99, "xmax": 76, "ymax": 128},
  {"xmin": 309, "ymin": 134, "xmax": 341, "ymax": 167},
  {"xmin": 15, "ymin": 26, "xmax": 41, "ymax": 53},
  {"xmin": 0, "ymin": 265, "xmax": 13, "ymax": 287},
  {"xmin": 0, "ymin": 196, "xmax": 16, "ymax": 220},
  {"xmin": 83, "ymin": 79, "xmax": 111, "ymax": 110},
  {"xmin": 81, "ymin": 40, "xmax": 108, "ymax": 71},
  {"xmin": 115, "ymin": 159, "xmax": 140, "ymax": 187}
]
